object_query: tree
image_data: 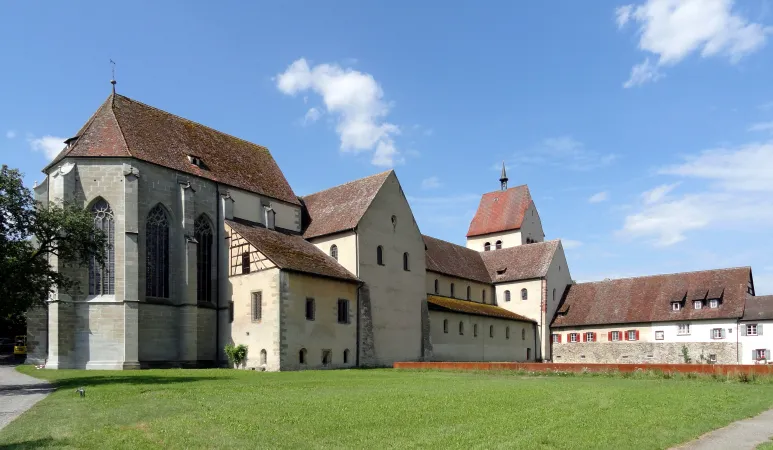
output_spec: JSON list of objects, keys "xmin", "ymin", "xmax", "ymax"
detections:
[{"xmin": 0, "ymin": 165, "xmax": 106, "ymax": 319}]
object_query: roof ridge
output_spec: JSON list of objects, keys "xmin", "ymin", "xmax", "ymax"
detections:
[
  {"xmin": 480, "ymin": 184, "xmax": 530, "ymax": 196},
  {"xmin": 301, "ymin": 170, "xmax": 393, "ymax": 199},
  {"xmin": 113, "ymin": 94, "xmax": 272, "ymax": 154},
  {"xmin": 576, "ymin": 266, "xmax": 751, "ymax": 285},
  {"xmin": 108, "ymin": 94, "xmax": 132, "ymax": 160}
]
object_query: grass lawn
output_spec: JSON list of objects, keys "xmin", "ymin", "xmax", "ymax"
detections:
[{"xmin": 3, "ymin": 367, "xmax": 773, "ymax": 449}]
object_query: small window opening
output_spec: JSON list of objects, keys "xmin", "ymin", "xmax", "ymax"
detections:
[
  {"xmin": 241, "ymin": 252, "xmax": 250, "ymax": 274},
  {"xmin": 330, "ymin": 245, "xmax": 338, "ymax": 261}
]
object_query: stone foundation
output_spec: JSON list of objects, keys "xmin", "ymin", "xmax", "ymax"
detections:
[{"xmin": 553, "ymin": 342, "xmax": 738, "ymax": 364}]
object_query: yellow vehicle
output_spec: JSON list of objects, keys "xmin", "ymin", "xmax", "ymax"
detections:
[{"xmin": 13, "ymin": 335, "xmax": 27, "ymax": 357}]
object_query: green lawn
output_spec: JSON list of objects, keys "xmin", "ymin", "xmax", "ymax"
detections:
[{"xmin": 3, "ymin": 367, "xmax": 773, "ymax": 449}]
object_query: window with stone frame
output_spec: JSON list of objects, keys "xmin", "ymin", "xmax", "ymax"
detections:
[
  {"xmin": 474, "ymin": 324, "xmax": 478, "ymax": 337},
  {"xmin": 585, "ymin": 332, "xmax": 595, "ymax": 342},
  {"xmin": 337, "ymin": 299, "xmax": 350, "ymax": 324},
  {"xmin": 89, "ymin": 199, "xmax": 115, "ymax": 296},
  {"xmin": 504, "ymin": 290, "xmax": 511, "ymax": 302},
  {"xmin": 343, "ymin": 349, "xmax": 350, "ymax": 364},
  {"xmin": 146, "ymin": 204, "xmax": 170, "ymax": 298},
  {"xmin": 521, "ymin": 288, "xmax": 528, "ymax": 300},
  {"xmin": 260, "ymin": 349, "xmax": 267, "ymax": 365},
  {"xmin": 195, "ymin": 215, "xmax": 214, "ymax": 303},
  {"xmin": 251, "ymin": 291, "xmax": 262, "ymax": 322},
  {"xmin": 330, "ymin": 244, "xmax": 338, "ymax": 261},
  {"xmin": 322, "ymin": 349, "xmax": 332, "ymax": 366},
  {"xmin": 708, "ymin": 354, "xmax": 717, "ymax": 364},
  {"xmin": 521, "ymin": 328, "xmax": 526, "ymax": 340}
]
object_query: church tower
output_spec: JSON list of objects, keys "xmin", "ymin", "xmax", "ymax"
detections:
[{"xmin": 499, "ymin": 161, "xmax": 508, "ymax": 191}]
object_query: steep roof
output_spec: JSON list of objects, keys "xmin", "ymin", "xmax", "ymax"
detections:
[
  {"xmin": 423, "ymin": 235, "xmax": 491, "ymax": 284},
  {"xmin": 300, "ymin": 171, "xmax": 392, "ymax": 239},
  {"xmin": 427, "ymin": 295, "xmax": 536, "ymax": 323},
  {"xmin": 466, "ymin": 185, "xmax": 533, "ymax": 237},
  {"xmin": 48, "ymin": 94, "xmax": 300, "ymax": 205},
  {"xmin": 226, "ymin": 219, "xmax": 358, "ymax": 283},
  {"xmin": 742, "ymin": 295, "xmax": 773, "ymax": 321},
  {"xmin": 552, "ymin": 267, "xmax": 752, "ymax": 328},
  {"xmin": 480, "ymin": 240, "xmax": 559, "ymax": 283}
]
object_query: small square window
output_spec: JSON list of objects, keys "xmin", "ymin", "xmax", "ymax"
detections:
[
  {"xmin": 747, "ymin": 324, "xmax": 758, "ymax": 336},
  {"xmin": 655, "ymin": 330, "xmax": 664, "ymax": 340},
  {"xmin": 709, "ymin": 299, "xmax": 719, "ymax": 308},
  {"xmin": 627, "ymin": 330, "xmax": 637, "ymax": 341},
  {"xmin": 569, "ymin": 333, "xmax": 579, "ymax": 343},
  {"xmin": 611, "ymin": 331, "xmax": 621, "ymax": 341},
  {"xmin": 708, "ymin": 354, "xmax": 717, "ymax": 364},
  {"xmin": 585, "ymin": 332, "xmax": 595, "ymax": 342},
  {"xmin": 677, "ymin": 324, "xmax": 690, "ymax": 335},
  {"xmin": 671, "ymin": 302, "xmax": 681, "ymax": 311},
  {"xmin": 693, "ymin": 300, "xmax": 702, "ymax": 310},
  {"xmin": 711, "ymin": 328, "xmax": 723, "ymax": 339}
]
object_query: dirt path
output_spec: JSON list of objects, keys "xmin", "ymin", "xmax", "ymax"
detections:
[{"xmin": 673, "ymin": 408, "xmax": 773, "ymax": 450}]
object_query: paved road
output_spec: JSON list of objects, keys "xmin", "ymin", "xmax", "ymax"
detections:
[
  {"xmin": 674, "ymin": 408, "xmax": 773, "ymax": 450},
  {"xmin": 0, "ymin": 364, "xmax": 53, "ymax": 431}
]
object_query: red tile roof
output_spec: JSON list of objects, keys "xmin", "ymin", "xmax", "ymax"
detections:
[
  {"xmin": 226, "ymin": 219, "xmax": 358, "ymax": 283},
  {"xmin": 423, "ymin": 235, "xmax": 491, "ymax": 284},
  {"xmin": 742, "ymin": 296, "xmax": 773, "ymax": 321},
  {"xmin": 427, "ymin": 295, "xmax": 536, "ymax": 323},
  {"xmin": 551, "ymin": 267, "xmax": 752, "ymax": 328},
  {"xmin": 466, "ymin": 185, "xmax": 533, "ymax": 237},
  {"xmin": 480, "ymin": 240, "xmax": 559, "ymax": 283},
  {"xmin": 47, "ymin": 94, "xmax": 300, "ymax": 205},
  {"xmin": 301, "ymin": 171, "xmax": 392, "ymax": 239}
]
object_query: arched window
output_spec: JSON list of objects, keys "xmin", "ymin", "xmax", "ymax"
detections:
[
  {"xmin": 506, "ymin": 327, "xmax": 510, "ymax": 339},
  {"xmin": 403, "ymin": 252, "xmax": 410, "ymax": 271},
  {"xmin": 459, "ymin": 321, "xmax": 464, "ymax": 335},
  {"xmin": 89, "ymin": 199, "xmax": 114, "ymax": 295},
  {"xmin": 195, "ymin": 215, "xmax": 213, "ymax": 303},
  {"xmin": 489, "ymin": 325, "xmax": 494, "ymax": 338},
  {"xmin": 377, "ymin": 245, "xmax": 384, "ymax": 265},
  {"xmin": 495, "ymin": 240, "xmax": 502, "ymax": 250},
  {"xmin": 466, "ymin": 286, "xmax": 471, "ymax": 300},
  {"xmin": 443, "ymin": 319, "xmax": 448, "ymax": 333},
  {"xmin": 343, "ymin": 349, "xmax": 350, "ymax": 364},
  {"xmin": 521, "ymin": 288, "xmax": 528, "ymax": 300},
  {"xmin": 484, "ymin": 242, "xmax": 491, "ymax": 251},
  {"xmin": 522, "ymin": 328, "xmax": 526, "ymax": 340},
  {"xmin": 434, "ymin": 279, "xmax": 439, "ymax": 294},
  {"xmin": 260, "ymin": 349, "xmax": 267, "ymax": 365},
  {"xmin": 450, "ymin": 283, "xmax": 455, "ymax": 298},
  {"xmin": 146, "ymin": 205, "xmax": 170, "ymax": 298},
  {"xmin": 505, "ymin": 290, "xmax": 511, "ymax": 302},
  {"xmin": 474, "ymin": 324, "xmax": 478, "ymax": 337},
  {"xmin": 241, "ymin": 252, "xmax": 250, "ymax": 274},
  {"xmin": 299, "ymin": 348, "xmax": 307, "ymax": 365},
  {"xmin": 330, "ymin": 244, "xmax": 338, "ymax": 261},
  {"xmin": 482, "ymin": 290, "xmax": 487, "ymax": 304}
]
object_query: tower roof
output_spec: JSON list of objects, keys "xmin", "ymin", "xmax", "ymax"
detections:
[
  {"xmin": 466, "ymin": 185, "xmax": 534, "ymax": 237},
  {"xmin": 46, "ymin": 94, "xmax": 300, "ymax": 205}
]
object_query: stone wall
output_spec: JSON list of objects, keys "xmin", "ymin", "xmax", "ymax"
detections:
[
  {"xmin": 25, "ymin": 307, "xmax": 48, "ymax": 365},
  {"xmin": 553, "ymin": 342, "xmax": 738, "ymax": 364},
  {"xmin": 138, "ymin": 302, "xmax": 179, "ymax": 361}
]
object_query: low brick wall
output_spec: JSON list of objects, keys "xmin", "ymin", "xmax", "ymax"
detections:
[{"xmin": 393, "ymin": 361, "xmax": 773, "ymax": 375}]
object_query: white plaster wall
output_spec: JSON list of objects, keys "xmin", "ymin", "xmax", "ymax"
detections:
[
  {"xmin": 467, "ymin": 230, "xmax": 522, "ymax": 252},
  {"xmin": 430, "ymin": 311, "xmax": 536, "ymax": 362},
  {"xmin": 427, "ymin": 272, "xmax": 494, "ymax": 304},
  {"xmin": 229, "ymin": 267, "xmax": 281, "ymax": 371},
  {"xmin": 739, "ymin": 320, "xmax": 773, "ymax": 364},
  {"xmin": 655, "ymin": 320, "xmax": 739, "ymax": 344},
  {"xmin": 269, "ymin": 199, "xmax": 301, "ymax": 233},
  {"xmin": 308, "ymin": 231, "xmax": 358, "ymax": 276},
  {"xmin": 229, "ymin": 187, "xmax": 301, "ymax": 232},
  {"xmin": 280, "ymin": 272, "xmax": 358, "ymax": 371},
  {"xmin": 495, "ymin": 280, "xmax": 542, "ymax": 320},
  {"xmin": 519, "ymin": 203, "xmax": 545, "ymax": 244},
  {"xmin": 357, "ymin": 172, "xmax": 426, "ymax": 366},
  {"xmin": 543, "ymin": 244, "xmax": 571, "ymax": 359}
]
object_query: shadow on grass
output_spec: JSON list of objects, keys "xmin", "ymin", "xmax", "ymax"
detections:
[
  {"xmin": 47, "ymin": 375, "xmax": 230, "ymax": 390},
  {"xmin": 0, "ymin": 437, "xmax": 73, "ymax": 449},
  {"xmin": 0, "ymin": 382, "xmax": 54, "ymax": 396}
]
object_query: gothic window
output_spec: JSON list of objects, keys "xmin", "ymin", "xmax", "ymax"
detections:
[
  {"xmin": 330, "ymin": 245, "xmax": 338, "ymax": 261},
  {"xmin": 89, "ymin": 199, "xmax": 115, "ymax": 295},
  {"xmin": 195, "ymin": 215, "xmax": 213, "ymax": 303},
  {"xmin": 484, "ymin": 242, "xmax": 491, "ymax": 251},
  {"xmin": 521, "ymin": 288, "xmax": 528, "ymax": 300},
  {"xmin": 146, "ymin": 205, "xmax": 170, "ymax": 298},
  {"xmin": 495, "ymin": 240, "xmax": 502, "ymax": 250},
  {"xmin": 403, "ymin": 252, "xmax": 410, "ymax": 271},
  {"xmin": 377, "ymin": 245, "xmax": 384, "ymax": 265}
]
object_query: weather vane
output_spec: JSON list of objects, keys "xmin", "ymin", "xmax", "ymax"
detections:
[{"xmin": 110, "ymin": 59, "xmax": 117, "ymax": 94}]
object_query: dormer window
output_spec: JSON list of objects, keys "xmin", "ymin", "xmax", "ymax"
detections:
[
  {"xmin": 188, "ymin": 155, "xmax": 206, "ymax": 169},
  {"xmin": 264, "ymin": 207, "xmax": 276, "ymax": 230},
  {"xmin": 671, "ymin": 302, "xmax": 681, "ymax": 311},
  {"xmin": 64, "ymin": 136, "xmax": 79, "ymax": 149},
  {"xmin": 709, "ymin": 299, "xmax": 719, "ymax": 308},
  {"xmin": 496, "ymin": 268, "xmax": 507, "ymax": 275},
  {"xmin": 693, "ymin": 300, "xmax": 703, "ymax": 310}
]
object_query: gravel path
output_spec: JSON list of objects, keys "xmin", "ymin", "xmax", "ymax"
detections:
[
  {"xmin": 0, "ymin": 364, "xmax": 53, "ymax": 431},
  {"xmin": 673, "ymin": 408, "xmax": 773, "ymax": 450}
]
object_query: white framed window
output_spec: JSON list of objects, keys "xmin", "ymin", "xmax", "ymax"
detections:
[
  {"xmin": 611, "ymin": 331, "xmax": 621, "ymax": 342},
  {"xmin": 747, "ymin": 324, "xmax": 758, "ymax": 336},
  {"xmin": 569, "ymin": 333, "xmax": 579, "ymax": 343},
  {"xmin": 552, "ymin": 333, "xmax": 561, "ymax": 343},
  {"xmin": 585, "ymin": 332, "xmax": 595, "ymax": 342},
  {"xmin": 677, "ymin": 323, "xmax": 690, "ymax": 335},
  {"xmin": 711, "ymin": 328, "xmax": 724, "ymax": 339},
  {"xmin": 755, "ymin": 349, "xmax": 769, "ymax": 361},
  {"xmin": 655, "ymin": 330, "xmax": 664, "ymax": 340},
  {"xmin": 671, "ymin": 302, "xmax": 681, "ymax": 311},
  {"xmin": 627, "ymin": 330, "xmax": 637, "ymax": 341},
  {"xmin": 693, "ymin": 300, "xmax": 702, "ymax": 310},
  {"xmin": 709, "ymin": 299, "xmax": 719, "ymax": 308}
]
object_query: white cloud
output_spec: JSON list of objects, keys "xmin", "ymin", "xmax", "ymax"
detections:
[
  {"xmin": 6, "ymin": 130, "xmax": 16, "ymax": 139},
  {"xmin": 748, "ymin": 121, "xmax": 773, "ymax": 132},
  {"xmin": 276, "ymin": 58, "xmax": 402, "ymax": 167},
  {"xmin": 421, "ymin": 176, "xmax": 442, "ymax": 190},
  {"xmin": 641, "ymin": 182, "xmax": 680, "ymax": 204},
  {"xmin": 561, "ymin": 239, "xmax": 584, "ymax": 250},
  {"xmin": 303, "ymin": 107, "xmax": 322, "ymax": 125},
  {"xmin": 618, "ymin": 0, "xmax": 771, "ymax": 87},
  {"xmin": 29, "ymin": 136, "xmax": 66, "ymax": 160},
  {"xmin": 513, "ymin": 136, "xmax": 617, "ymax": 171},
  {"xmin": 620, "ymin": 141, "xmax": 773, "ymax": 245},
  {"xmin": 588, "ymin": 191, "xmax": 610, "ymax": 203}
]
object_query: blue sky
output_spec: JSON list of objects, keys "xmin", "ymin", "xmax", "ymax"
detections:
[{"xmin": 2, "ymin": 0, "xmax": 772, "ymax": 292}]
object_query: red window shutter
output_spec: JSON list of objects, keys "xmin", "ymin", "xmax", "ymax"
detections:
[
  {"xmin": 592, "ymin": 332, "xmax": 597, "ymax": 341},
  {"xmin": 558, "ymin": 334, "xmax": 562, "ymax": 343},
  {"xmin": 608, "ymin": 331, "xmax": 612, "ymax": 341},
  {"xmin": 582, "ymin": 333, "xmax": 586, "ymax": 342},
  {"xmin": 635, "ymin": 330, "xmax": 640, "ymax": 341}
]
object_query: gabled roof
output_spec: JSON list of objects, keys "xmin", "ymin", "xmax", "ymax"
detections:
[
  {"xmin": 427, "ymin": 295, "xmax": 536, "ymax": 323},
  {"xmin": 466, "ymin": 185, "xmax": 533, "ymax": 237},
  {"xmin": 742, "ymin": 295, "xmax": 773, "ymax": 321},
  {"xmin": 551, "ymin": 267, "xmax": 752, "ymax": 328},
  {"xmin": 225, "ymin": 219, "xmax": 358, "ymax": 283},
  {"xmin": 480, "ymin": 240, "xmax": 559, "ymax": 283},
  {"xmin": 48, "ymin": 94, "xmax": 300, "ymax": 205},
  {"xmin": 301, "ymin": 170, "xmax": 392, "ymax": 239},
  {"xmin": 423, "ymin": 235, "xmax": 491, "ymax": 284}
]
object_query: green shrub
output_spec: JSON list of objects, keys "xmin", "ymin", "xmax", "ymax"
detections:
[{"xmin": 224, "ymin": 344, "xmax": 248, "ymax": 368}]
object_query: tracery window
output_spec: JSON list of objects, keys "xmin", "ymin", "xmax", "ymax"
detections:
[
  {"xmin": 195, "ymin": 215, "xmax": 213, "ymax": 303},
  {"xmin": 146, "ymin": 205, "xmax": 170, "ymax": 298},
  {"xmin": 89, "ymin": 199, "xmax": 114, "ymax": 295}
]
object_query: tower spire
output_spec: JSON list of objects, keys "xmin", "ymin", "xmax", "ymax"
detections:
[
  {"xmin": 499, "ymin": 161, "xmax": 508, "ymax": 190},
  {"xmin": 110, "ymin": 59, "xmax": 117, "ymax": 95}
]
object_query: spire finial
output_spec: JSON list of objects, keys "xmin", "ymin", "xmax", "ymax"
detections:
[
  {"xmin": 499, "ymin": 161, "xmax": 508, "ymax": 190},
  {"xmin": 110, "ymin": 59, "xmax": 117, "ymax": 95}
]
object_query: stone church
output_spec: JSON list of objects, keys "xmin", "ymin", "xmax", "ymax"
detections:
[{"xmin": 27, "ymin": 92, "xmax": 575, "ymax": 370}]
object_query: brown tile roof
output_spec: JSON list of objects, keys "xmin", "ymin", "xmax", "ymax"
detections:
[
  {"xmin": 742, "ymin": 296, "xmax": 773, "ymax": 321},
  {"xmin": 423, "ymin": 235, "xmax": 491, "ymax": 284},
  {"xmin": 47, "ymin": 94, "xmax": 300, "ymax": 205},
  {"xmin": 226, "ymin": 219, "xmax": 358, "ymax": 283},
  {"xmin": 551, "ymin": 267, "xmax": 752, "ymax": 328},
  {"xmin": 480, "ymin": 240, "xmax": 559, "ymax": 283},
  {"xmin": 301, "ymin": 171, "xmax": 392, "ymax": 239},
  {"xmin": 466, "ymin": 185, "xmax": 533, "ymax": 237},
  {"xmin": 428, "ymin": 295, "xmax": 536, "ymax": 323}
]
